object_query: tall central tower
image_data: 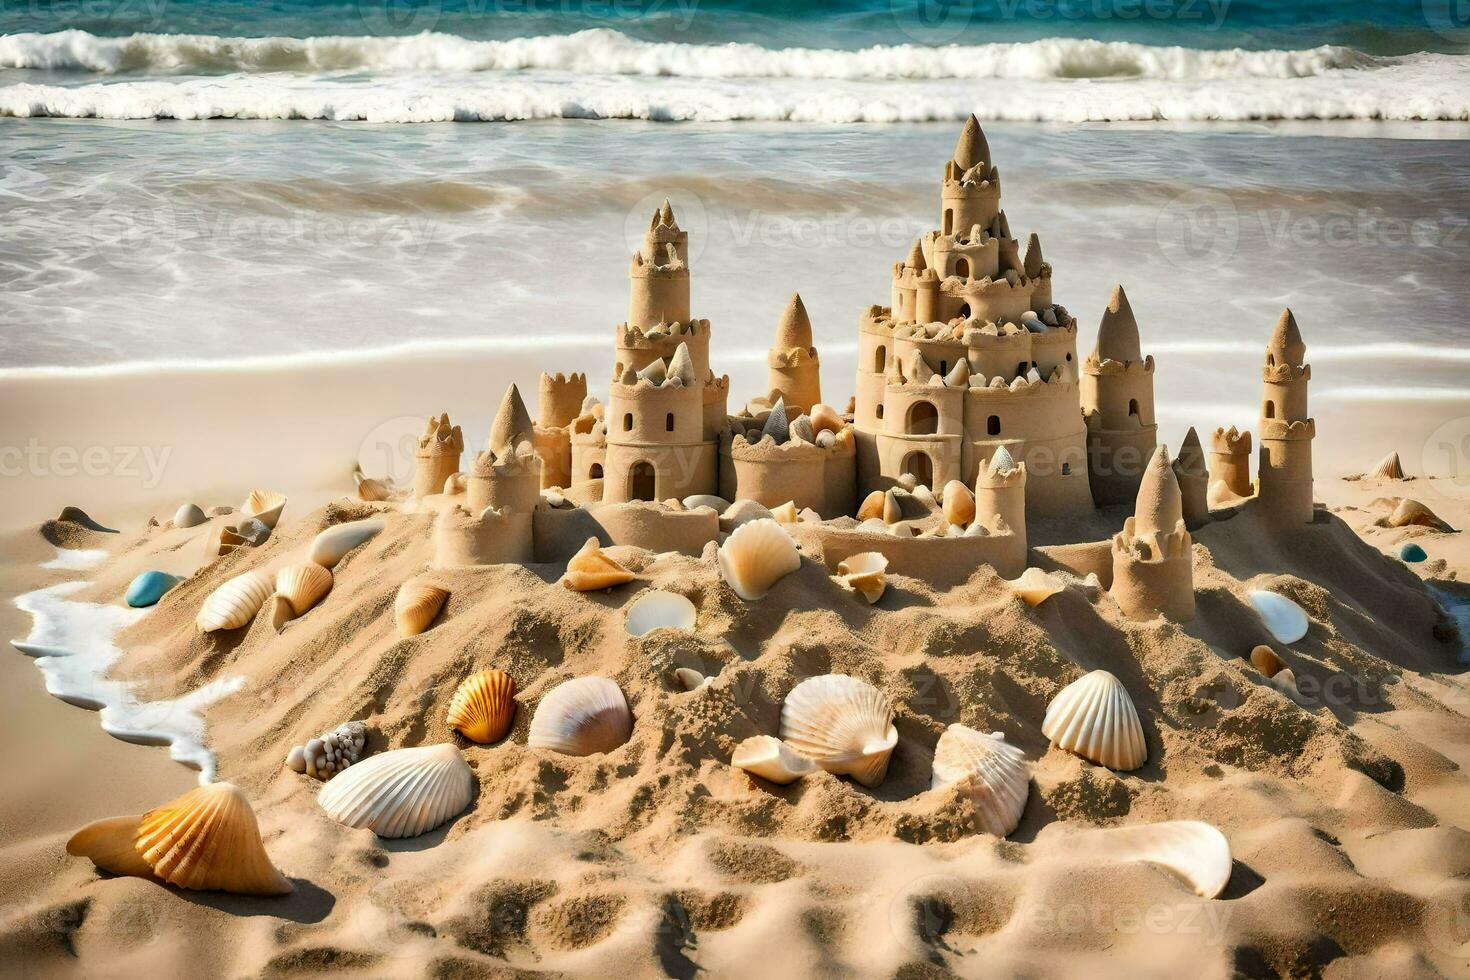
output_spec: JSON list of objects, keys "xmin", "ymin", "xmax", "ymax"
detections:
[{"xmin": 1257, "ymin": 309, "xmax": 1315, "ymax": 524}]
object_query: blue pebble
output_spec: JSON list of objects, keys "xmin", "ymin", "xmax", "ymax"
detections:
[
  {"xmin": 125, "ymin": 570, "xmax": 181, "ymax": 608},
  {"xmin": 1399, "ymin": 543, "xmax": 1427, "ymax": 563}
]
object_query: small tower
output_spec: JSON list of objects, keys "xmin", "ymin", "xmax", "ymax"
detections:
[
  {"xmin": 414, "ymin": 412, "xmax": 463, "ymax": 499},
  {"xmin": 467, "ymin": 384, "xmax": 541, "ymax": 514},
  {"xmin": 603, "ymin": 341, "xmax": 716, "ymax": 502},
  {"xmin": 766, "ymin": 293, "xmax": 822, "ymax": 416},
  {"xmin": 533, "ymin": 372, "xmax": 587, "ymax": 490},
  {"xmin": 1208, "ymin": 426, "xmax": 1253, "ymax": 501},
  {"xmin": 1172, "ymin": 426, "xmax": 1209, "ymax": 529},
  {"xmin": 1111, "ymin": 445, "xmax": 1195, "ymax": 622},
  {"xmin": 975, "ymin": 444, "xmax": 1028, "ymax": 557},
  {"xmin": 1081, "ymin": 284, "xmax": 1158, "ymax": 506},
  {"xmin": 941, "ymin": 116, "xmax": 1000, "ymax": 240},
  {"xmin": 1257, "ymin": 309, "xmax": 1315, "ymax": 524},
  {"xmin": 627, "ymin": 200, "xmax": 690, "ymax": 331}
]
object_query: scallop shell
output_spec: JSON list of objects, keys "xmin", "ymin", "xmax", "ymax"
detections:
[
  {"xmin": 560, "ymin": 537, "xmax": 635, "ymax": 591},
  {"xmin": 1041, "ymin": 670, "xmax": 1147, "ymax": 771},
  {"xmin": 811, "ymin": 403, "xmax": 844, "ymax": 435},
  {"xmin": 732, "ymin": 735, "xmax": 817, "ymax": 785},
  {"xmin": 1007, "ymin": 567, "xmax": 1065, "ymax": 608},
  {"xmin": 275, "ymin": 563, "xmax": 332, "ymax": 619},
  {"xmin": 1077, "ymin": 820, "xmax": 1233, "ymax": 899},
  {"xmin": 396, "ymin": 582, "xmax": 449, "ymax": 637},
  {"xmin": 1370, "ymin": 451, "xmax": 1404, "ymax": 480},
  {"xmin": 1249, "ymin": 590, "xmax": 1309, "ymax": 644},
  {"xmin": 446, "ymin": 669, "xmax": 516, "ymax": 744},
  {"xmin": 173, "ymin": 503, "xmax": 207, "ymax": 528},
  {"xmin": 942, "ymin": 481, "xmax": 975, "ymax": 526},
  {"xmin": 770, "ymin": 501, "xmax": 799, "ymax": 524},
  {"xmin": 930, "ymin": 725, "xmax": 1030, "ymax": 838},
  {"xmin": 718, "ymin": 518, "xmax": 801, "ymax": 601},
  {"xmin": 309, "ymin": 518, "xmax": 385, "ymax": 569},
  {"xmin": 318, "ymin": 743, "xmax": 474, "ymax": 839},
  {"xmin": 1249, "ymin": 644, "xmax": 1286, "ymax": 678},
  {"xmin": 834, "ymin": 552, "xmax": 888, "ymax": 604},
  {"xmin": 68, "ymin": 782, "xmax": 292, "ymax": 896},
  {"xmin": 528, "ymin": 677, "xmax": 633, "ymax": 756},
  {"xmin": 625, "ymin": 589, "xmax": 696, "ymax": 636},
  {"xmin": 196, "ymin": 570, "xmax": 273, "ymax": 632},
  {"xmin": 779, "ymin": 674, "xmax": 898, "ymax": 787},
  {"xmin": 241, "ymin": 489, "xmax": 287, "ymax": 529},
  {"xmin": 353, "ymin": 468, "xmax": 395, "ymax": 501}
]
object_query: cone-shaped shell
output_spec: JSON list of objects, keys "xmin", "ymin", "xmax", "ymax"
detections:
[
  {"xmin": 308, "ymin": 518, "xmax": 384, "ymax": 569},
  {"xmin": 761, "ymin": 397, "xmax": 789, "ymax": 444},
  {"xmin": 528, "ymin": 677, "xmax": 633, "ymax": 756},
  {"xmin": 1081, "ymin": 821, "xmax": 1233, "ymax": 899},
  {"xmin": 943, "ymin": 481, "xmax": 975, "ymax": 526},
  {"xmin": 196, "ymin": 570, "xmax": 273, "ymax": 632},
  {"xmin": 834, "ymin": 552, "xmax": 887, "ymax": 604},
  {"xmin": 718, "ymin": 518, "xmax": 801, "ymax": 601},
  {"xmin": 396, "ymin": 581, "xmax": 449, "ymax": 638},
  {"xmin": 446, "ymin": 669, "xmax": 516, "ymax": 744},
  {"xmin": 173, "ymin": 503, "xmax": 207, "ymax": 528},
  {"xmin": 1248, "ymin": 590, "xmax": 1309, "ymax": 644},
  {"xmin": 275, "ymin": 563, "xmax": 332, "ymax": 619},
  {"xmin": 779, "ymin": 674, "xmax": 897, "ymax": 787},
  {"xmin": 1007, "ymin": 567, "xmax": 1065, "ymax": 608},
  {"xmin": 811, "ymin": 403, "xmax": 844, "ymax": 436},
  {"xmin": 1042, "ymin": 670, "xmax": 1147, "ymax": 771},
  {"xmin": 317, "ymin": 743, "xmax": 474, "ymax": 839},
  {"xmin": 560, "ymin": 537, "xmax": 635, "ymax": 591},
  {"xmin": 931, "ymin": 725, "xmax": 1030, "ymax": 838},
  {"xmin": 1370, "ymin": 451, "xmax": 1404, "ymax": 480},
  {"xmin": 241, "ymin": 489, "xmax": 287, "ymax": 530},
  {"xmin": 625, "ymin": 589, "xmax": 696, "ymax": 636},
  {"xmin": 733, "ymin": 736, "xmax": 817, "ymax": 785},
  {"xmin": 770, "ymin": 501, "xmax": 799, "ymax": 525},
  {"xmin": 668, "ymin": 343, "xmax": 697, "ymax": 387},
  {"xmin": 1094, "ymin": 285, "xmax": 1142, "ymax": 362}
]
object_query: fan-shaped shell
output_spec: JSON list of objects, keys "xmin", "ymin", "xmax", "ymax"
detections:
[
  {"xmin": 308, "ymin": 518, "xmax": 385, "ymax": 569},
  {"xmin": 718, "ymin": 518, "xmax": 801, "ymax": 601},
  {"xmin": 318, "ymin": 743, "xmax": 474, "ymax": 839},
  {"xmin": 528, "ymin": 677, "xmax": 632, "ymax": 756},
  {"xmin": 561, "ymin": 537, "xmax": 635, "ymax": 591},
  {"xmin": 354, "ymin": 469, "xmax": 395, "ymax": 501},
  {"xmin": 173, "ymin": 502, "xmax": 207, "ymax": 528},
  {"xmin": 447, "ymin": 669, "xmax": 516, "ymax": 744},
  {"xmin": 732, "ymin": 736, "xmax": 817, "ymax": 785},
  {"xmin": 779, "ymin": 674, "xmax": 897, "ymax": 787},
  {"xmin": 1007, "ymin": 567, "xmax": 1065, "ymax": 608},
  {"xmin": 396, "ymin": 581, "xmax": 449, "ymax": 637},
  {"xmin": 770, "ymin": 501, "xmax": 799, "ymax": 524},
  {"xmin": 196, "ymin": 570, "xmax": 273, "ymax": 632},
  {"xmin": 1370, "ymin": 451, "xmax": 1404, "ymax": 480},
  {"xmin": 834, "ymin": 551, "xmax": 888, "ymax": 604},
  {"xmin": 1249, "ymin": 590, "xmax": 1309, "ymax": 644},
  {"xmin": 1077, "ymin": 820, "xmax": 1233, "ymax": 899},
  {"xmin": 931, "ymin": 725, "xmax": 1030, "ymax": 838},
  {"xmin": 1042, "ymin": 670, "xmax": 1147, "ymax": 771},
  {"xmin": 942, "ymin": 481, "xmax": 975, "ymax": 526},
  {"xmin": 625, "ymin": 590, "xmax": 696, "ymax": 636},
  {"xmin": 241, "ymin": 489, "xmax": 287, "ymax": 529},
  {"xmin": 275, "ymin": 563, "xmax": 332, "ymax": 617},
  {"xmin": 68, "ymin": 782, "xmax": 292, "ymax": 895}
]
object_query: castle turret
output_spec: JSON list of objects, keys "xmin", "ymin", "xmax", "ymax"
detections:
[
  {"xmin": 1081, "ymin": 284, "xmax": 1158, "ymax": 506},
  {"xmin": 533, "ymin": 372, "xmax": 587, "ymax": 491},
  {"xmin": 603, "ymin": 341, "xmax": 717, "ymax": 502},
  {"xmin": 467, "ymin": 384, "xmax": 541, "ymax": 513},
  {"xmin": 1257, "ymin": 309, "xmax": 1315, "ymax": 524},
  {"xmin": 975, "ymin": 444, "xmax": 1027, "ymax": 557},
  {"xmin": 414, "ymin": 412, "xmax": 463, "ymax": 499},
  {"xmin": 1208, "ymin": 425, "xmax": 1252, "ymax": 501},
  {"xmin": 627, "ymin": 200, "xmax": 690, "ymax": 331},
  {"xmin": 1172, "ymin": 426, "xmax": 1209, "ymax": 529},
  {"xmin": 941, "ymin": 116, "xmax": 1000, "ymax": 240},
  {"xmin": 1111, "ymin": 445, "xmax": 1195, "ymax": 622},
  {"xmin": 766, "ymin": 293, "xmax": 822, "ymax": 415}
]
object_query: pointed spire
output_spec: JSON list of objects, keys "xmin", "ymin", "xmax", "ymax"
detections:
[
  {"xmin": 488, "ymin": 384, "xmax": 534, "ymax": 456},
  {"xmin": 1267, "ymin": 308, "xmax": 1306, "ymax": 367},
  {"xmin": 669, "ymin": 342, "xmax": 696, "ymax": 387},
  {"xmin": 1023, "ymin": 233, "xmax": 1044, "ymax": 279},
  {"xmin": 904, "ymin": 239, "xmax": 926, "ymax": 271},
  {"xmin": 1134, "ymin": 445, "xmax": 1183, "ymax": 536},
  {"xmin": 953, "ymin": 114, "xmax": 991, "ymax": 172},
  {"xmin": 1094, "ymin": 284, "xmax": 1142, "ymax": 362},
  {"xmin": 1175, "ymin": 427, "xmax": 1207, "ymax": 476},
  {"xmin": 774, "ymin": 293, "xmax": 813, "ymax": 349}
]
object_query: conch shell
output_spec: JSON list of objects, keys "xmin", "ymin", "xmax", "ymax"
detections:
[
  {"xmin": 833, "ymin": 552, "xmax": 888, "ymax": 604},
  {"xmin": 196, "ymin": 570, "xmax": 273, "ymax": 632},
  {"xmin": 528, "ymin": 677, "xmax": 633, "ymax": 756},
  {"xmin": 732, "ymin": 735, "xmax": 817, "ymax": 785},
  {"xmin": 779, "ymin": 674, "xmax": 897, "ymax": 787},
  {"xmin": 240, "ymin": 489, "xmax": 287, "ymax": 530},
  {"xmin": 1006, "ymin": 567, "xmax": 1065, "ymax": 607},
  {"xmin": 560, "ymin": 537, "xmax": 635, "ymax": 591},
  {"xmin": 1042, "ymin": 670, "xmax": 1147, "ymax": 771},
  {"xmin": 396, "ymin": 581, "xmax": 449, "ymax": 638},
  {"xmin": 447, "ymin": 669, "xmax": 516, "ymax": 744},
  {"xmin": 717, "ymin": 518, "xmax": 801, "ymax": 600},
  {"xmin": 930, "ymin": 725, "xmax": 1030, "ymax": 838},
  {"xmin": 317, "ymin": 743, "xmax": 474, "ymax": 839}
]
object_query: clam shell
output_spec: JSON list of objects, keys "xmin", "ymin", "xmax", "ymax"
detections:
[
  {"xmin": 125, "ymin": 570, "xmax": 181, "ymax": 608},
  {"xmin": 718, "ymin": 518, "xmax": 801, "ymax": 601},
  {"xmin": 931, "ymin": 725, "xmax": 1030, "ymax": 838},
  {"xmin": 834, "ymin": 551, "xmax": 887, "ymax": 604},
  {"xmin": 396, "ymin": 581, "xmax": 449, "ymax": 637},
  {"xmin": 770, "ymin": 501, "xmax": 799, "ymax": 524},
  {"xmin": 779, "ymin": 674, "xmax": 897, "ymax": 787},
  {"xmin": 811, "ymin": 403, "xmax": 844, "ymax": 435},
  {"xmin": 625, "ymin": 589, "xmax": 696, "ymax": 636},
  {"xmin": 1041, "ymin": 670, "xmax": 1147, "ymax": 771},
  {"xmin": 275, "ymin": 563, "xmax": 332, "ymax": 618},
  {"xmin": 1007, "ymin": 567, "xmax": 1065, "ymax": 608},
  {"xmin": 560, "ymin": 537, "xmax": 635, "ymax": 592},
  {"xmin": 732, "ymin": 735, "xmax": 817, "ymax": 785},
  {"xmin": 173, "ymin": 503, "xmax": 207, "ymax": 528},
  {"xmin": 1076, "ymin": 820, "xmax": 1233, "ymax": 899},
  {"xmin": 528, "ymin": 677, "xmax": 633, "ymax": 756},
  {"xmin": 309, "ymin": 518, "xmax": 385, "ymax": 569},
  {"xmin": 720, "ymin": 499, "xmax": 773, "ymax": 529},
  {"xmin": 1249, "ymin": 644, "xmax": 1286, "ymax": 678},
  {"xmin": 942, "ymin": 481, "xmax": 975, "ymax": 526},
  {"xmin": 68, "ymin": 782, "xmax": 292, "ymax": 896},
  {"xmin": 196, "ymin": 570, "xmax": 273, "ymax": 632},
  {"xmin": 285, "ymin": 720, "xmax": 369, "ymax": 780},
  {"xmin": 1248, "ymin": 590, "xmax": 1309, "ymax": 644},
  {"xmin": 447, "ymin": 669, "xmax": 516, "ymax": 744},
  {"xmin": 317, "ymin": 743, "xmax": 474, "ymax": 839},
  {"xmin": 856, "ymin": 490, "xmax": 886, "ymax": 522},
  {"xmin": 241, "ymin": 489, "xmax": 287, "ymax": 529}
]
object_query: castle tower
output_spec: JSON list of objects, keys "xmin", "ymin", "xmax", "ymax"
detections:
[
  {"xmin": 765, "ymin": 293, "xmax": 822, "ymax": 415},
  {"xmin": 1111, "ymin": 445, "xmax": 1195, "ymax": 622},
  {"xmin": 1257, "ymin": 309, "xmax": 1315, "ymax": 524},
  {"xmin": 414, "ymin": 412, "xmax": 463, "ymax": 499},
  {"xmin": 603, "ymin": 341, "xmax": 717, "ymax": 502},
  {"xmin": 627, "ymin": 199, "xmax": 689, "ymax": 330},
  {"xmin": 1208, "ymin": 426, "xmax": 1252, "ymax": 501},
  {"xmin": 1081, "ymin": 284, "xmax": 1158, "ymax": 506},
  {"xmin": 467, "ymin": 384, "xmax": 541, "ymax": 513},
  {"xmin": 975, "ymin": 444, "xmax": 1027, "ymax": 558},
  {"xmin": 533, "ymin": 372, "xmax": 587, "ymax": 490},
  {"xmin": 1172, "ymin": 426, "xmax": 1209, "ymax": 529}
]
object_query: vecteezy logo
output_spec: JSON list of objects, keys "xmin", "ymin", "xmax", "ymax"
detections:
[
  {"xmin": 358, "ymin": 416, "xmax": 431, "ymax": 488},
  {"xmin": 355, "ymin": 0, "xmax": 443, "ymax": 37},
  {"xmin": 1155, "ymin": 189, "xmax": 1240, "ymax": 272},
  {"xmin": 623, "ymin": 188, "xmax": 710, "ymax": 267},
  {"xmin": 88, "ymin": 207, "xmax": 180, "ymax": 274},
  {"xmin": 1421, "ymin": 0, "xmax": 1470, "ymax": 43},
  {"xmin": 890, "ymin": 0, "xmax": 977, "ymax": 45},
  {"xmin": 1422, "ymin": 416, "xmax": 1470, "ymax": 501}
]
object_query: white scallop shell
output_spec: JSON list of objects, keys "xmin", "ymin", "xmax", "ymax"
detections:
[
  {"xmin": 1077, "ymin": 820, "xmax": 1233, "ymax": 899},
  {"xmin": 196, "ymin": 570, "xmax": 273, "ymax": 632},
  {"xmin": 717, "ymin": 518, "xmax": 801, "ymax": 601},
  {"xmin": 1041, "ymin": 670, "xmax": 1147, "ymax": 771},
  {"xmin": 317, "ymin": 743, "xmax": 474, "ymax": 839},
  {"xmin": 173, "ymin": 503, "xmax": 207, "ymax": 528},
  {"xmin": 732, "ymin": 736, "xmax": 817, "ymax": 785},
  {"xmin": 527, "ymin": 677, "xmax": 633, "ymax": 756},
  {"xmin": 930, "ymin": 725, "xmax": 1030, "ymax": 838},
  {"xmin": 308, "ymin": 518, "xmax": 385, "ymax": 569},
  {"xmin": 625, "ymin": 590, "xmax": 696, "ymax": 637},
  {"xmin": 779, "ymin": 674, "xmax": 897, "ymax": 787},
  {"xmin": 1249, "ymin": 590, "xmax": 1309, "ymax": 644},
  {"xmin": 241, "ymin": 489, "xmax": 287, "ymax": 529}
]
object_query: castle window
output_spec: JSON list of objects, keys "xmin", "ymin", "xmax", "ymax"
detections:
[
  {"xmin": 907, "ymin": 401, "xmax": 939, "ymax": 436},
  {"xmin": 629, "ymin": 461, "xmax": 656, "ymax": 501},
  {"xmin": 1128, "ymin": 399, "xmax": 1140, "ymax": 418},
  {"xmin": 959, "ymin": 303, "xmax": 971, "ymax": 320},
  {"xmin": 876, "ymin": 404, "xmax": 885, "ymax": 420},
  {"xmin": 1062, "ymin": 462, "xmax": 1072, "ymax": 476},
  {"xmin": 939, "ymin": 360, "xmax": 949, "ymax": 375},
  {"xmin": 1066, "ymin": 352, "xmax": 1072, "ymax": 362},
  {"xmin": 955, "ymin": 257, "xmax": 970, "ymax": 279},
  {"xmin": 874, "ymin": 345, "xmax": 886, "ymax": 372},
  {"xmin": 666, "ymin": 412, "xmax": 675, "ymax": 432},
  {"xmin": 987, "ymin": 415, "xmax": 1001, "ymax": 436},
  {"xmin": 902, "ymin": 451, "xmax": 933, "ymax": 488},
  {"xmin": 1017, "ymin": 362, "xmax": 1028, "ymax": 377},
  {"xmin": 1267, "ymin": 353, "xmax": 1276, "ymax": 367},
  {"xmin": 943, "ymin": 209, "xmax": 954, "ymax": 236},
  {"xmin": 1264, "ymin": 400, "xmax": 1275, "ymax": 419},
  {"xmin": 623, "ymin": 412, "xmax": 634, "ymax": 431},
  {"xmin": 589, "ymin": 463, "xmax": 604, "ymax": 480}
]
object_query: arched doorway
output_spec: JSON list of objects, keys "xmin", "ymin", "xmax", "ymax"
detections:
[
  {"xmin": 906, "ymin": 400, "xmax": 939, "ymax": 435},
  {"xmin": 902, "ymin": 451, "xmax": 933, "ymax": 488},
  {"xmin": 589, "ymin": 463, "xmax": 604, "ymax": 481},
  {"xmin": 628, "ymin": 461, "xmax": 656, "ymax": 501}
]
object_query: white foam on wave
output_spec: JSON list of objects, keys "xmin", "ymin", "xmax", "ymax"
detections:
[{"xmin": 41, "ymin": 546, "xmax": 108, "ymax": 570}]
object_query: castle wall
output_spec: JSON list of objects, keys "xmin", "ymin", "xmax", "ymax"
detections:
[
  {"xmin": 533, "ymin": 426, "xmax": 572, "ymax": 491},
  {"xmin": 433, "ymin": 508, "xmax": 534, "ymax": 567},
  {"xmin": 1081, "ymin": 359, "xmax": 1159, "ymax": 506},
  {"xmin": 788, "ymin": 521, "xmax": 1026, "ymax": 586},
  {"xmin": 532, "ymin": 501, "xmax": 718, "ymax": 559},
  {"xmin": 615, "ymin": 323, "xmax": 710, "ymax": 379},
  {"xmin": 1258, "ymin": 421, "xmax": 1316, "ymax": 524},
  {"xmin": 538, "ymin": 372, "xmax": 587, "ymax": 429},
  {"xmin": 466, "ymin": 460, "xmax": 542, "ymax": 514},
  {"xmin": 1111, "ymin": 548, "xmax": 1196, "ymax": 621},
  {"xmin": 415, "ymin": 451, "xmax": 459, "ymax": 500}
]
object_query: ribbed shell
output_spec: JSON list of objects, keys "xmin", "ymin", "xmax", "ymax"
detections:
[
  {"xmin": 308, "ymin": 518, "xmax": 385, "ymax": 569},
  {"xmin": 241, "ymin": 489, "xmax": 287, "ymax": 529},
  {"xmin": 173, "ymin": 503, "xmax": 208, "ymax": 528},
  {"xmin": 396, "ymin": 582, "xmax": 449, "ymax": 637},
  {"xmin": 1371, "ymin": 451, "xmax": 1404, "ymax": 480},
  {"xmin": 770, "ymin": 501, "xmax": 799, "ymax": 524},
  {"xmin": 1082, "ymin": 820, "xmax": 1233, "ymax": 899},
  {"xmin": 275, "ymin": 563, "xmax": 332, "ymax": 617},
  {"xmin": 527, "ymin": 677, "xmax": 633, "ymax": 756},
  {"xmin": 560, "ymin": 537, "xmax": 635, "ymax": 592},
  {"xmin": 196, "ymin": 570, "xmax": 273, "ymax": 632},
  {"xmin": 446, "ymin": 669, "xmax": 516, "ymax": 744},
  {"xmin": 317, "ymin": 743, "xmax": 474, "ymax": 839},
  {"xmin": 811, "ymin": 403, "xmax": 843, "ymax": 435},
  {"xmin": 930, "ymin": 725, "xmax": 1030, "ymax": 838},
  {"xmin": 779, "ymin": 674, "xmax": 898, "ymax": 787},
  {"xmin": 717, "ymin": 518, "xmax": 801, "ymax": 601},
  {"xmin": 1041, "ymin": 670, "xmax": 1147, "ymax": 771},
  {"xmin": 732, "ymin": 735, "xmax": 817, "ymax": 785}
]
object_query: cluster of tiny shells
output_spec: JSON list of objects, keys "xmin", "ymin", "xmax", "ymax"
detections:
[{"xmin": 285, "ymin": 721, "xmax": 369, "ymax": 781}]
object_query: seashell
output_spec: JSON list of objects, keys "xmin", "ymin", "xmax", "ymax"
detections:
[
  {"xmin": 125, "ymin": 571, "xmax": 181, "ymax": 608},
  {"xmin": 721, "ymin": 498, "xmax": 773, "ymax": 529},
  {"xmin": 789, "ymin": 415, "xmax": 815, "ymax": 445},
  {"xmin": 883, "ymin": 490, "xmax": 902, "ymax": 524},
  {"xmin": 68, "ymin": 782, "xmax": 292, "ymax": 896},
  {"xmin": 196, "ymin": 570, "xmax": 273, "ymax": 632},
  {"xmin": 816, "ymin": 429, "xmax": 836, "ymax": 449},
  {"xmin": 834, "ymin": 551, "xmax": 888, "ymax": 604},
  {"xmin": 1042, "ymin": 670, "xmax": 1147, "ymax": 771},
  {"xmin": 560, "ymin": 537, "xmax": 635, "ymax": 591},
  {"xmin": 942, "ymin": 481, "xmax": 975, "ymax": 526},
  {"xmin": 232, "ymin": 517, "xmax": 271, "ymax": 545},
  {"xmin": 240, "ymin": 489, "xmax": 287, "ymax": 529},
  {"xmin": 1370, "ymin": 451, "xmax": 1404, "ymax": 480},
  {"xmin": 732, "ymin": 735, "xmax": 817, "ymax": 785},
  {"xmin": 770, "ymin": 501, "xmax": 799, "ymax": 524},
  {"xmin": 396, "ymin": 581, "xmax": 449, "ymax": 637},
  {"xmin": 318, "ymin": 743, "xmax": 474, "ymax": 839},
  {"xmin": 856, "ymin": 490, "xmax": 886, "ymax": 522},
  {"xmin": 1400, "ymin": 542, "xmax": 1427, "ymax": 563},
  {"xmin": 308, "ymin": 518, "xmax": 385, "ymax": 568},
  {"xmin": 446, "ymin": 669, "xmax": 516, "ymax": 744},
  {"xmin": 1006, "ymin": 567, "xmax": 1065, "ymax": 608},
  {"xmin": 528, "ymin": 677, "xmax": 633, "ymax": 756},
  {"xmin": 930, "ymin": 725, "xmax": 1030, "ymax": 838},
  {"xmin": 1388, "ymin": 497, "xmax": 1454, "ymax": 532},
  {"xmin": 1249, "ymin": 644, "xmax": 1285, "ymax": 678},
  {"xmin": 354, "ymin": 469, "xmax": 395, "ymax": 502},
  {"xmin": 673, "ymin": 667, "xmax": 710, "ymax": 691},
  {"xmin": 285, "ymin": 720, "xmax": 369, "ymax": 780},
  {"xmin": 684, "ymin": 494, "xmax": 731, "ymax": 512},
  {"xmin": 173, "ymin": 503, "xmax": 207, "ymax": 528},
  {"xmin": 811, "ymin": 403, "xmax": 844, "ymax": 435},
  {"xmin": 625, "ymin": 589, "xmax": 696, "ymax": 636},
  {"xmin": 1075, "ymin": 820, "xmax": 1233, "ymax": 899},
  {"xmin": 1248, "ymin": 590, "xmax": 1309, "ymax": 644},
  {"xmin": 718, "ymin": 518, "xmax": 801, "ymax": 601},
  {"xmin": 274, "ymin": 563, "xmax": 332, "ymax": 624},
  {"xmin": 779, "ymin": 674, "xmax": 898, "ymax": 787},
  {"xmin": 761, "ymin": 397, "xmax": 789, "ymax": 444},
  {"xmin": 55, "ymin": 506, "xmax": 117, "ymax": 533}
]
